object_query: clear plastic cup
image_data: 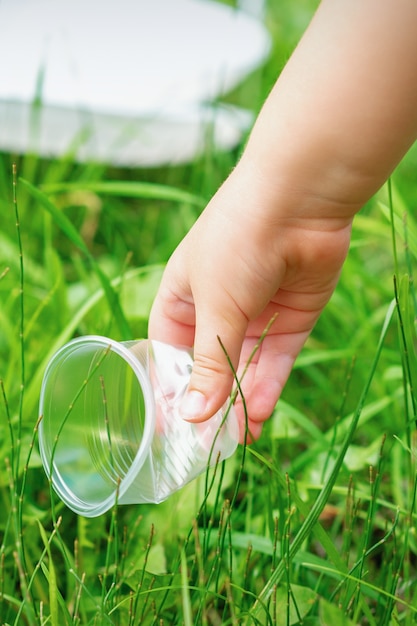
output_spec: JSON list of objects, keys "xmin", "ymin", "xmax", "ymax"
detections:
[{"xmin": 38, "ymin": 336, "xmax": 239, "ymax": 517}]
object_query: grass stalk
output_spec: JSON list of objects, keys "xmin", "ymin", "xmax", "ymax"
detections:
[
  {"xmin": 12, "ymin": 164, "xmax": 25, "ymax": 477},
  {"xmin": 249, "ymin": 298, "xmax": 396, "ymax": 622}
]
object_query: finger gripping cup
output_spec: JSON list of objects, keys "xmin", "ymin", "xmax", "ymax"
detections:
[{"xmin": 38, "ymin": 336, "xmax": 239, "ymax": 517}]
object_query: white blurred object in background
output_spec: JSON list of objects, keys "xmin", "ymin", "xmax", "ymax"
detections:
[{"xmin": 0, "ymin": 0, "xmax": 270, "ymax": 166}]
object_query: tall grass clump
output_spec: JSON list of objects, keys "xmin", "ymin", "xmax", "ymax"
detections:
[
  {"xmin": 2, "ymin": 1, "xmax": 417, "ymax": 623},
  {"xmin": 2, "ymin": 148, "xmax": 417, "ymax": 626}
]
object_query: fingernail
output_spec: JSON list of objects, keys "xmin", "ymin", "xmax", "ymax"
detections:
[{"xmin": 180, "ymin": 390, "xmax": 207, "ymax": 421}]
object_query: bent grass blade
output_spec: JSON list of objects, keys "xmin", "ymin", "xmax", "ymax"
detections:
[
  {"xmin": 248, "ymin": 298, "xmax": 396, "ymax": 623},
  {"xmin": 19, "ymin": 178, "xmax": 132, "ymax": 340}
]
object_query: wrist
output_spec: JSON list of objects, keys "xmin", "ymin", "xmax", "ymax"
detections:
[{"xmin": 231, "ymin": 149, "xmax": 358, "ymax": 232}]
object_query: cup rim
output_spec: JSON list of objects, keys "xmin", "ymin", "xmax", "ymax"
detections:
[{"xmin": 39, "ymin": 335, "xmax": 155, "ymax": 517}]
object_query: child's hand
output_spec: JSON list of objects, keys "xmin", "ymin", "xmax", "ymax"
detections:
[
  {"xmin": 149, "ymin": 0, "xmax": 417, "ymax": 441},
  {"xmin": 149, "ymin": 165, "xmax": 353, "ymax": 441}
]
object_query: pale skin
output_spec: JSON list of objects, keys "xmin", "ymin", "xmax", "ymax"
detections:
[{"xmin": 149, "ymin": 0, "xmax": 417, "ymax": 441}]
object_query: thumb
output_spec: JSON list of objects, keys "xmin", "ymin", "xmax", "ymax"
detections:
[{"xmin": 180, "ymin": 307, "xmax": 248, "ymax": 422}]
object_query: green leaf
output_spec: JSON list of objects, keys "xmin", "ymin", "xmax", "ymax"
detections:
[
  {"xmin": 129, "ymin": 543, "xmax": 167, "ymax": 577},
  {"xmin": 275, "ymin": 584, "xmax": 316, "ymax": 626},
  {"xmin": 319, "ymin": 598, "xmax": 356, "ymax": 626}
]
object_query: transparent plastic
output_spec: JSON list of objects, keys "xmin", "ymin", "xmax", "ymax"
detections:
[{"xmin": 38, "ymin": 336, "xmax": 239, "ymax": 517}]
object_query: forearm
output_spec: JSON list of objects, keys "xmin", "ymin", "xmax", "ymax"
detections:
[{"xmin": 240, "ymin": 0, "xmax": 417, "ymax": 219}]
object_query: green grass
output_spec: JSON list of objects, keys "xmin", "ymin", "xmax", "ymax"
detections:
[{"xmin": 2, "ymin": 1, "xmax": 417, "ymax": 623}]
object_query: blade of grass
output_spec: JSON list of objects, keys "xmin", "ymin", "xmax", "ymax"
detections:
[
  {"xmin": 42, "ymin": 180, "xmax": 205, "ymax": 207},
  {"xmin": 37, "ymin": 521, "xmax": 59, "ymax": 626},
  {"xmin": 394, "ymin": 274, "xmax": 417, "ymax": 427},
  {"xmin": 303, "ymin": 555, "xmax": 417, "ymax": 618},
  {"xmin": 387, "ymin": 178, "xmax": 399, "ymax": 278},
  {"xmin": 12, "ymin": 164, "xmax": 25, "ymax": 477},
  {"xmin": 10, "ymin": 165, "xmax": 37, "ymax": 625},
  {"xmin": 249, "ymin": 298, "xmax": 396, "ymax": 623},
  {"xmin": 23, "ymin": 264, "xmax": 162, "ymax": 418},
  {"xmin": 379, "ymin": 198, "xmax": 417, "ymax": 260},
  {"xmin": 350, "ymin": 437, "xmax": 387, "ymax": 620},
  {"xmin": 19, "ymin": 178, "xmax": 132, "ymax": 339},
  {"xmin": 181, "ymin": 549, "xmax": 193, "ymax": 626},
  {"xmin": 246, "ymin": 447, "xmax": 347, "ymax": 574}
]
